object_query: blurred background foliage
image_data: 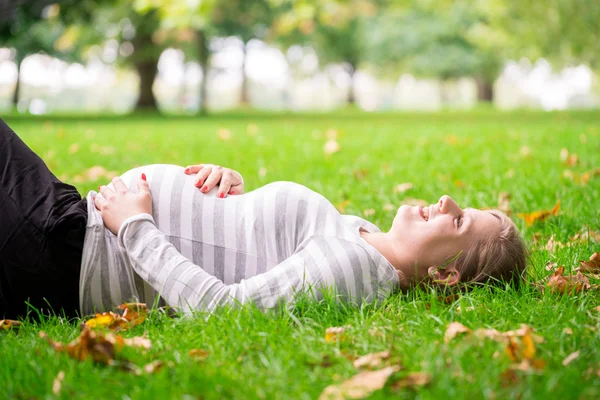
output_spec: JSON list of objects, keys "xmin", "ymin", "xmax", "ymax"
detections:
[{"xmin": 0, "ymin": 0, "xmax": 598, "ymax": 114}]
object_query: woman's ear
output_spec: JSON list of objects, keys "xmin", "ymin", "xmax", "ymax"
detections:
[{"xmin": 427, "ymin": 265, "xmax": 461, "ymax": 286}]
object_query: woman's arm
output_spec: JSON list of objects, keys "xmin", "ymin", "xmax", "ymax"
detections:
[{"xmin": 118, "ymin": 214, "xmax": 335, "ymax": 313}]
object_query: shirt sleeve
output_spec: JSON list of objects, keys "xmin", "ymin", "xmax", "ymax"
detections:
[{"xmin": 117, "ymin": 214, "xmax": 337, "ymax": 314}]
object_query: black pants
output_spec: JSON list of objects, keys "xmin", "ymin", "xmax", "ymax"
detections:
[{"xmin": 0, "ymin": 117, "xmax": 87, "ymax": 320}]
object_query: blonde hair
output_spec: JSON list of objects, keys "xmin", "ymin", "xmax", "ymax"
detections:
[{"xmin": 454, "ymin": 210, "xmax": 527, "ymax": 289}]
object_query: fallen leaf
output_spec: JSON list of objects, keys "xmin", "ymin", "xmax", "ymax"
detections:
[
  {"xmin": 119, "ymin": 302, "xmax": 148, "ymax": 326},
  {"xmin": 474, "ymin": 324, "xmax": 544, "ymax": 344},
  {"xmin": 504, "ymin": 169, "xmax": 515, "ymax": 178},
  {"xmin": 52, "ymin": 371, "xmax": 65, "ymax": 395},
  {"xmin": 391, "ymin": 372, "xmax": 431, "ymax": 390},
  {"xmin": 324, "ymin": 139, "xmax": 340, "ymax": 156},
  {"xmin": 517, "ymin": 200, "xmax": 560, "ymax": 227},
  {"xmin": 84, "ymin": 312, "xmax": 128, "ymax": 330},
  {"xmin": 189, "ymin": 349, "xmax": 209, "ymax": 361},
  {"xmin": 121, "ymin": 336, "xmax": 152, "ymax": 350},
  {"xmin": 319, "ymin": 365, "xmax": 401, "ymax": 400},
  {"xmin": 498, "ymin": 192, "xmax": 511, "ymax": 215},
  {"xmin": 444, "ymin": 322, "xmax": 471, "ymax": 344},
  {"xmin": 545, "ymin": 261, "xmax": 558, "ymax": 271},
  {"xmin": 90, "ymin": 144, "xmax": 115, "ymax": 155},
  {"xmin": 0, "ymin": 319, "xmax": 21, "ymax": 331},
  {"xmin": 393, "ymin": 183, "xmax": 413, "ymax": 194},
  {"xmin": 545, "ymin": 234, "xmax": 564, "ymax": 252},
  {"xmin": 562, "ymin": 351, "xmax": 580, "ymax": 366},
  {"xmin": 504, "ymin": 330, "xmax": 546, "ymax": 371},
  {"xmin": 40, "ymin": 325, "xmax": 117, "ymax": 364},
  {"xmin": 548, "ymin": 266, "xmax": 590, "ymax": 294},
  {"xmin": 499, "ymin": 369, "xmax": 519, "ymax": 387},
  {"xmin": 353, "ymin": 169, "xmax": 369, "ymax": 181},
  {"xmin": 217, "ymin": 128, "xmax": 232, "ymax": 141},
  {"xmin": 325, "ymin": 326, "xmax": 348, "ymax": 343},
  {"xmin": 363, "ymin": 209, "xmax": 375, "ymax": 217},
  {"xmin": 353, "ymin": 351, "xmax": 391, "ymax": 369},
  {"xmin": 68, "ymin": 143, "xmax": 80, "ymax": 154},
  {"xmin": 563, "ymin": 328, "xmax": 573, "ymax": 335},
  {"xmin": 326, "ymin": 128, "xmax": 338, "ymax": 140},
  {"xmin": 453, "ymin": 180, "xmax": 465, "ymax": 188},
  {"xmin": 519, "ymin": 145, "xmax": 531, "ymax": 157},
  {"xmin": 578, "ymin": 253, "xmax": 600, "ymax": 273},
  {"xmin": 382, "ymin": 204, "xmax": 395, "ymax": 212},
  {"xmin": 143, "ymin": 360, "xmax": 165, "ymax": 374},
  {"xmin": 335, "ymin": 200, "xmax": 351, "ymax": 214},
  {"xmin": 258, "ymin": 167, "xmax": 268, "ymax": 178},
  {"xmin": 400, "ymin": 198, "xmax": 429, "ymax": 207},
  {"xmin": 72, "ymin": 166, "xmax": 119, "ymax": 184},
  {"xmin": 246, "ymin": 123, "xmax": 259, "ymax": 136}
]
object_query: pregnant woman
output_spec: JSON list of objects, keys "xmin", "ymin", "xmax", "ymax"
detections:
[{"xmin": 0, "ymin": 118, "xmax": 527, "ymax": 320}]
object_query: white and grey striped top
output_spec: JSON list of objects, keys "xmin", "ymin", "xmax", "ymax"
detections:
[{"xmin": 79, "ymin": 164, "xmax": 399, "ymax": 315}]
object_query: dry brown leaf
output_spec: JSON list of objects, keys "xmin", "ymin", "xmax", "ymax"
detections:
[
  {"xmin": 520, "ymin": 145, "xmax": 531, "ymax": 157},
  {"xmin": 325, "ymin": 128, "xmax": 338, "ymax": 140},
  {"xmin": 40, "ymin": 325, "xmax": 117, "ymax": 364},
  {"xmin": 52, "ymin": 370, "xmax": 65, "ymax": 395},
  {"xmin": 189, "ymin": 349, "xmax": 209, "ymax": 361},
  {"xmin": 504, "ymin": 330, "xmax": 545, "ymax": 371},
  {"xmin": 0, "ymin": 319, "xmax": 21, "ymax": 331},
  {"xmin": 324, "ymin": 139, "xmax": 340, "ymax": 156},
  {"xmin": 548, "ymin": 266, "xmax": 590, "ymax": 294},
  {"xmin": 578, "ymin": 253, "xmax": 600, "ymax": 273},
  {"xmin": 335, "ymin": 200, "xmax": 351, "ymax": 214},
  {"xmin": 393, "ymin": 183, "xmax": 413, "ymax": 194},
  {"xmin": 444, "ymin": 322, "xmax": 471, "ymax": 344},
  {"xmin": 319, "ymin": 365, "xmax": 401, "ymax": 400},
  {"xmin": 143, "ymin": 360, "xmax": 165, "ymax": 374},
  {"xmin": 562, "ymin": 351, "xmax": 580, "ymax": 366},
  {"xmin": 545, "ymin": 235, "xmax": 564, "ymax": 252},
  {"xmin": 563, "ymin": 328, "xmax": 573, "ymax": 335},
  {"xmin": 121, "ymin": 336, "xmax": 152, "ymax": 350},
  {"xmin": 517, "ymin": 200, "xmax": 560, "ymax": 227},
  {"xmin": 119, "ymin": 302, "xmax": 148, "ymax": 326},
  {"xmin": 353, "ymin": 351, "xmax": 391, "ymax": 369},
  {"xmin": 499, "ymin": 369, "xmax": 519, "ymax": 387},
  {"xmin": 474, "ymin": 324, "xmax": 544, "ymax": 344},
  {"xmin": 258, "ymin": 167, "xmax": 268, "ymax": 178},
  {"xmin": 391, "ymin": 372, "xmax": 431, "ymax": 390}
]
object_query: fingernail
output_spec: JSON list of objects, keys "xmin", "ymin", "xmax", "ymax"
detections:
[
  {"xmin": 230, "ymin": 191, "xmax": 235, "ymax": 195},
  {"xmin": 98, "ymin": 186, "xmax": 101, "ymax": 191},
  {"xmin": 218, "ymin": 193, "xmax": 225, "ymax": 198},
  {"xmin": 202, "ymin": 185, "xmax": 208, "ymax": 191},
  {"xmin": 141, "ymin": 173, "xmax": 147, "ymax": 181}
]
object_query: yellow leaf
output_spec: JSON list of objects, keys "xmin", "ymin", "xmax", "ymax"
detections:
[
  {"xmin": 517, "ymin": 200, "xmax": 560, "ymax": 227},
  {"xmin": 335, "ymin": 200, "xmax": 351, "ymax": 214},
  {"xmin": 189, "ymin": 349, "xmax": 209, "ymax": 361},
  {"xmin": 325, "ymin": 326, "xmax": 348, "ymax": 343}
]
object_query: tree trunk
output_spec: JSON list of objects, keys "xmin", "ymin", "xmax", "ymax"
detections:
[
  {"xmin": 196, "ymin": 29, "xmax": 209, "ymax": 114},
  {"xmin": 347, "ymin": 63, "xmax": 356, "ymax": 105},
  {"xmin": 134, "ymin": 59, "xmax": 158, "ymax": 111},
  {"xmin": 475, "ymin": 77, "xmax": 494, "ymax": 102},
  {"xmin": 240, "ymin": 44, "xmax": 249, "ymax": 106},
  {"xmin": 12, "ymin": 56, "xmax": 22, "ymax": 109}
]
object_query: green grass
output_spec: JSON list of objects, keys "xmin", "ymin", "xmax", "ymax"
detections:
[{"xmin": 2, "ymin": 110, "xmax": 600, "ymax": 399}]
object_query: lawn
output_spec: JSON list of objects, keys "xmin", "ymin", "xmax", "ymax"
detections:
[{"xmin": 1, "ymin": 110, "xmax": 600, "ymax": 399}]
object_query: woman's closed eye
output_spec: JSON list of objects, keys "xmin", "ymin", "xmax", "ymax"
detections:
[{"xmin": 455, "ymin": 215, "xmax": 462, "ymax": 229}]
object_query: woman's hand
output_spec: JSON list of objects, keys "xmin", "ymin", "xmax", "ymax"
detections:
[
  {"xmin": 184, "ymin": 164, "xmax": 244, "ymax": 198},
  {"xmin": 94, "ymin": 175, "xmax": 152, "ymax": 235}
]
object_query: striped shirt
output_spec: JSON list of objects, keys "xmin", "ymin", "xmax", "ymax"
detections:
[{"xmin": 79, "ymin": 164, "xmax": 399, "ymax": 315}]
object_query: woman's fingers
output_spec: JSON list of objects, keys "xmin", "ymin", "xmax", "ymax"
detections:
[
  {"xmin": 202, "ymin": 167, "xmax": 223, "ymax": 193},
  {"xmin": 217, "ymin": 176, "xmax": 233, "ymax": 198},
  {"xmin": 184, "ymin": 164, "xmax": 204, "ymax": 174},
  {"xmin": 93, "ymin": 193, "xmax": 107, "ymax": 210},
  {"xmin": 112, "ymin": 176, "xmax": 128, "ymax": 192},
  {"xmin": 228, "ymin": 183, "xmax": 244, "ymax": 195},
  {"xmin": 194, "ymin": 166, "xmax": 214, "ymax": 188}
]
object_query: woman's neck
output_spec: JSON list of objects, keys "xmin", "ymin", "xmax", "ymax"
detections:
[{"xmin": 360, "ymin": 230, "xmax": 410, "ymax": 288}]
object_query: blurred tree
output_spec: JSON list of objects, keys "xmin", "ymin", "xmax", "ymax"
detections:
[
  {"xmin": 500, "ymin": 0, "xmax": 600, "ymax": 69},
  {"xmin": 0, "ymin": 0, "xmax": 93, "ymax": 108},
  {"xmin": 143, "ymin": 0, "xmax": 216, "ymax": 113},
  {"xmin": 366, "ymin": 1, "xmax": 510, "ymax": 102},
  {"xmin": 210, "ymin": 0, "xmax": 277, "ymax": 105},
  {"xmin": 274, "ymin": 0, "xmax": 383, "ymax": 105}
]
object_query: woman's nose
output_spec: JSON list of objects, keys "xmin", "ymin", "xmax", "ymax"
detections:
[{"xmin": 438, "ymin": 195, "xmax": 461, "ymax": 214}]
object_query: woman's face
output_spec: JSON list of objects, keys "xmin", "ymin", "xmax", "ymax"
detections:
[{"xmin": 388, "ymin": 195, "xmax": 501, "ymax": 283}]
